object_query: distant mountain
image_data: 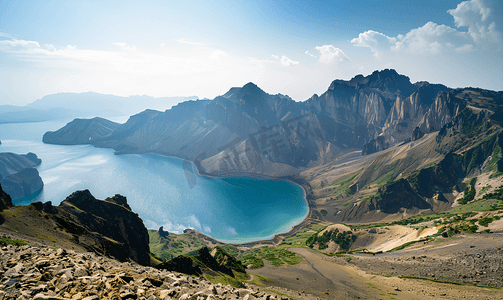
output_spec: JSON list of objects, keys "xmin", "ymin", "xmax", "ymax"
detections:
[
  {"xmin": 43, "ymin": 117, "xmax": 120, "ymax": 145},
  {"xmin": 0, "ymin": 152, "xmax": 43, "ymax": 200},
  {"xmin": 0, "ymin": 93, "xmax": 198, "ymax": 123},
  {"xmin": 45, "ymin": 69, "xmax": 470, "ymax": 177}
]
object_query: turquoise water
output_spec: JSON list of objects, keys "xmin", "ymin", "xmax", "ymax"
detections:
[{"xmin": 0, "ymin": 120, "xmax": 308, "ymax": 243}]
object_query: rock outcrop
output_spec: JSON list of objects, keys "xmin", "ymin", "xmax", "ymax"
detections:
[
  {"xmin": 0, "ymin": 184, "xmax": 12, "ymax": 212},
  {"xmin": 0, "ymin": 190, "xmax": 151, "ymax": 265},
  {"xmin": 157, "ymin": 246, "xmax": 245, "ymax": 278},
  {"xmin": 60, "ymin": 190, "xmax": 151, "ymax": 265},
  {"xmin": 0, "ymin": 152, "xmax": 43, "ymax": 201}
]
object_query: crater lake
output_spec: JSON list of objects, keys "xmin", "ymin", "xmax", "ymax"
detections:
[{"xmin": 0, "ymin": 119, "xmax": 308, "ymax": 243}]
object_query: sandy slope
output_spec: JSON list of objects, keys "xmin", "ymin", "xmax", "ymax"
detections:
[
  {"xmin": 252, "ymin": 243, "xmax": 503, "ymax": 300},
  {"xmin": 351, "ymin": 225, "xmax": 438, "ymax": 252}
]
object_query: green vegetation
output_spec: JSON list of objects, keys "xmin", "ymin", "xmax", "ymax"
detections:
[
  {"xmin": 330, "ymin": 170, "xmax": 360, "ymax": 195},
  {"xmin": 306, "ymin": 228, "xmax": 357, "ymax": 251},
  {"xmin": 483, "ymin": 185, "xmax": 503, "ymax": 201},
  {"xmin": 0, "ymin": 236, "xmax": 29, "ymax": 246},
  {"xmin": 212, "ymin": 246, "xmax": 246, "ymax": 273},
  {"xmin": 373, "ymin": 161, "xmax": 399, "ymax": 187},
  {"xmin": 239, "ymin": 247, "xmax": 303, "ymax": 268},
  {"xmin": 205, "ymin": 273, "xmax": 245, "ymax": 288},
  {"xmin": 245, "ymin": 273, "xmax": 269, "ymax": 285},
  {"xmin": 480, "ymin": 185, "xmax": 492, "ymax": 195},
  {"xmin": 486, "ymin": 142, "xmax": 502, "ymax": 176},
  {"xmin": 262, "ymin": 289, "xmax": 290, "ymax": 297},
  {"xmin": 458, "ymin": 177, "xmax": 477, "ymax": 205},
  {"xmin": 478, "ymin": 215, "xmax": 501, "ymax": 227},
  {"xmin": 320, "ymin": 209, "xmax": 328, "ymax": 217},
  {"xmin": 386, "ymin": 239, "xmax": 427, "ymax": 252},
  {"xmin": 36, "ymin": 234, "xmax": 56, "ymax": 243},
  {"xmin": 398, "ymin": 275, "xmax": 502, "ymax": 289},
  {"xmin": 279, "ymin": 224, "xmax": 325, "ymax": 247},
  {"xmin": 148, "ymin": 230, "xmax": 237, "ymax": 262}
]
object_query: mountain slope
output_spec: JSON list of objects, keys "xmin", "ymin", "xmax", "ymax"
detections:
[{"xmin": 43, "ymin": 117, "xmax": 120, "ymax": 145}]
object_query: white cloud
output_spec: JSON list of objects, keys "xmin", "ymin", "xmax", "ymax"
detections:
[
  {"xmin": 401, "ymin": 21, "xmax": 471, "ymax": 54},
  {"xmin": 352, "ymin": 0, "xmax": 502, "ymax": 58},
  {"xmin": 187, "ymin": 214, "xmax": 201, "ymax": 230},
  {"xmin": 351, "ymin": 30, "xmax": 398, "ymax": 57},
  {"xmin": 174, "ymin": 38, "xmax": 205, "ymax": 46},
  {"xmin": 448, "ymin": 0, "xmax": 502, "ymax": 42},
  {"xmin": 203, "ymin": 225, "xmax": 211, "ymax": 233},
  {"xmin": 315, "ymin": 45, "xmax": 349, "ymax": 63},
  {"xmin": 210, "ymin": 49, "xmax": 227, "ymax": 60},
  {"xmin": 0, "ymin": 32, "xmax": 16, "ymax": 38},
  {"xmin": 114, "ymin": 42, "xmax": 137, "ymax": 51},
  {"xmin": 227, "ymin": 227, "xmax": 238, "ymax": 235},
  {"xmin": 271, "ymin": 54, "xmax": 279, "ymax": 59},
  {"xmin": 455, "ymin": 44, "xmax": 475, "ymax": 52},
  {"xmin": 305, "ymin": 50, "xmax": 316, "ymax": 58},
  {"xmin": 280, "ymin": 55, "xmax": 299, "ymax": 67}
]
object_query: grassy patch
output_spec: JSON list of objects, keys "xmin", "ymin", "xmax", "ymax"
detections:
[
  {"xmin": 148, "ymin": 230, "xmax": 235, "ymax": 262},
  {"xmin": 239, "ymin": 247, "xmax": 303, "ymax": 268},
  {"xmin": 478, "ymin": 215, "xmax": 501, "ymax": 227},
  {"xmin": 205, "ymin": 272, "xmax": 245, "ymax": 288},
  {"xmin": 262, "ymin": 289, "xmax": 290, "ymax": 297},
  {"xmin": 367, "ymin": 282, "xmax": 380, "ymax": 291},
  {"xmin": 244, "ymin": 273, "xmax": 268, "ymax": 285},
  {"xmin": 458, "ymin": 177, "xmax": 477, "ymax": 205},
  {"xmin": 0, "ymin": 236, "xmax": 29, "ymax": 246},
  {"xmin": 399, "ymin": 276, "xmax": 502, "ymax": 289},
  {"xmin": 386, "ymin": 239, "xmax": 427, "ymax": 252},
  {"xmin": 330, "ymin": 170, "xmax": 361, "ymax": 196},
  {"xmin": 279, "ymin": 224, "xmax": 325, "ymax": 247},
  {"xmin": 480, "ymin": 185, "xmax": 492, "ymax": 195},
  {"xmin": 36, "ymin": 234, "xmax": 56, "ymax": 243}
]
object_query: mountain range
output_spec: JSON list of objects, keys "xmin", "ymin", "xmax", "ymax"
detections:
[
  {"xmin": 0, "ymin": 93, "xmax": 198, "ymax": 123},
  {"xmin": 43, "ymin": 69, "xmax": 503, "ymax": 223}
]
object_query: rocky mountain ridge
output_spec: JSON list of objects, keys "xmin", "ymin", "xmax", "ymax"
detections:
[
  {"xmin": 44, "ymin": 69, "xmax": 471, "ymax": 177},
  {"xmin": 0, "ymin": 187, "xmax": 152, "ymax": 266}
]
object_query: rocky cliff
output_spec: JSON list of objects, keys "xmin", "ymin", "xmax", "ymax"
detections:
[
  {"xmin": 0, "ymin": 152, "xmax": 43, "ymax": 201},
  {"xmin": 0, "ymin": 189, "xmax": 152, "ymax": 265},
  {"xmin": 0, "ymin": 183, "xmax": 12, "ymax": 212}
]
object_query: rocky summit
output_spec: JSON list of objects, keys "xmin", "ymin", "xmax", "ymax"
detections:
[{"xmin": 0, "ymin": 242, "xmax": 292, "ymax": 300}]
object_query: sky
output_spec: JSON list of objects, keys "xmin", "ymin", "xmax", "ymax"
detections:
[{"xmin": 0, "ymin": 0, "xmax": 502, "ymax": 105}]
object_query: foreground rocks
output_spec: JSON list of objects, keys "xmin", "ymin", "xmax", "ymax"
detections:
[
  {"xmin": 0, "ymin": 189, "xmax": 152, "ymax": 266},
  {"xmin": 0, "ymin": 243, "xmax": 292, "ymax": 300}
]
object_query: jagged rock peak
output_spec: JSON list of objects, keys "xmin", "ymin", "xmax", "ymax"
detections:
[
  {"xmin": 105, "ymin": 194, "xmax": 132, "ymax": 211},
  {"xmin": 222, "ymin": 82, "xmax": 267, "ymax": 100},
  {"xmin": 329, "ymin": 69, "xmax": 413, "ymax": 94}
]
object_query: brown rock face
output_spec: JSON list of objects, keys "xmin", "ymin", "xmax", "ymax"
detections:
[
  {"xmin": 59, "ymin": 190, "xmax": 151, "ymax": 265},
  {"xmin": 0, "ymin": 183, "xmax": 13, "ymax": 211}
]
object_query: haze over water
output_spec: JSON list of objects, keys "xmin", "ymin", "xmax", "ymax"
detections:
[{"xmin": 0, "ymin": 120, "xmax": 308, "ymax": 243}]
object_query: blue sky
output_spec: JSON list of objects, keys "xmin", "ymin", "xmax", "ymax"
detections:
[{"xmin": 0, "ymin": 0, "xmax": 502, "ymax": 105}]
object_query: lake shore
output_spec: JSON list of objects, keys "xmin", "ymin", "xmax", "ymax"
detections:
[{"xmin": 150, "ymin": 152, "xmax": 317, "ymax": 248}]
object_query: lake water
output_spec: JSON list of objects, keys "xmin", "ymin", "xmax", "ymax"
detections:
[{"xmin": 0, "ymin": 119, "xmax": 308, "ymax": 243}]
